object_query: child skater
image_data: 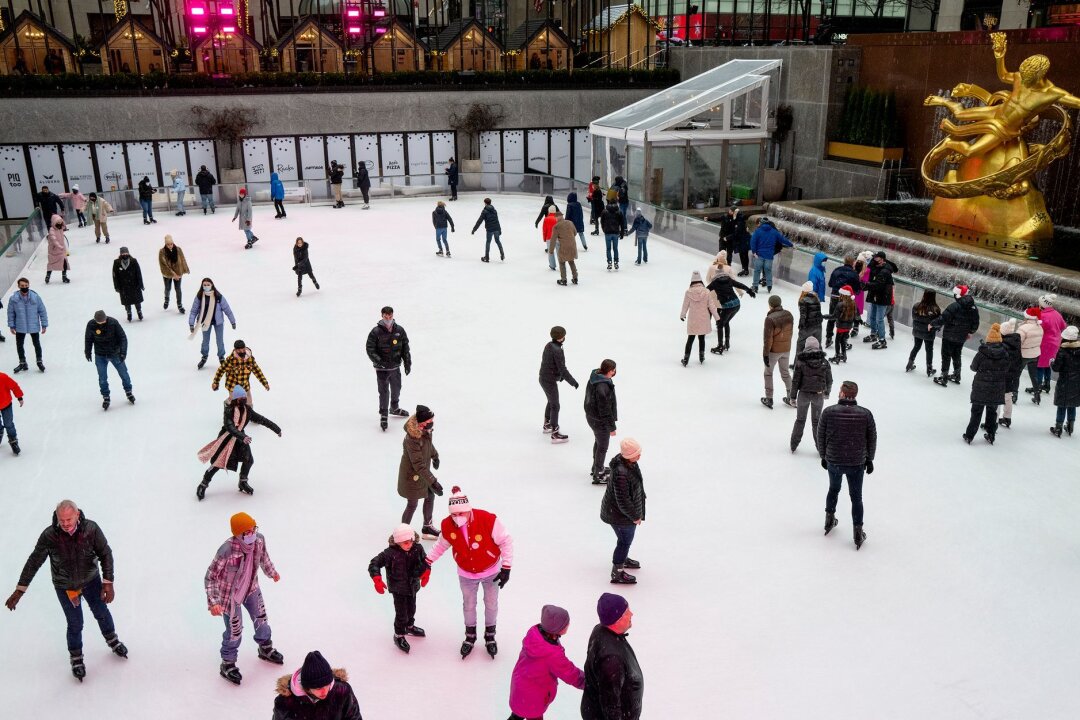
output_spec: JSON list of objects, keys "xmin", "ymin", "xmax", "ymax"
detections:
[
  {"xmin": 368, "ymin": 524, "xmax": 431, "ymax": 654},
  {"xmin": 827, "ymin": 285, "xmax": 857, "ymax": 364}
]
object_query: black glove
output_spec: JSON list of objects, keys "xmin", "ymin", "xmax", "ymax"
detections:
[
  {"xmin": 495, "ymin": 568, "xmax": 511, "ymax": 589},
  {"xmin": 748, "ymin": 289, "xmax": 757, "ymax": 298},
  {"xmin": 431, "ymin": 480, "xmax": 444, "ymax": 496},
  {"xmin": 86, "ymin": 354, "xmax": 91, "ymax": 362},
  {"xmin": 865, "ymin": 460, "xmax": 874, "ymax": 474},
  {"xmin": 432, "ymin": 456, "xmax": 440, "ymax": 470},
  {"xmin": 571, "ymin": 381, "xmax": 580, "ymax": 389},
  {"xmin": 404, "ymin": 365, "xmax": 411, "ymax": 376},
  {"xmin": 821, "ymin": 459, "xmax": 829, "ymax": 470},
  {"xmin": 231, "ymin": 324, "xmax": 236, "ymax": 330},
  {"xmin": 763, "ymin": 356, "xmax": 770, "ymax": 367}
]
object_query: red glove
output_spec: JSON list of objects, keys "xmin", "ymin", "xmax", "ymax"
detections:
[
  {"xmin": 372, "ymin": 576, "xmax": 386, "ymax": 594},
  {"xmin": 420, "ymin": 569, "xmax": 431, "ymax": 588}
]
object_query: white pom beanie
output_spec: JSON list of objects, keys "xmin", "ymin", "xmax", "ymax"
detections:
[
  {"xmin": 392, "ymin": 524, "xmax": 414, "ymax": 543},
  {"xmin": 1039, "ymin": 293, "xmax": 1057, "ymax": 308}
]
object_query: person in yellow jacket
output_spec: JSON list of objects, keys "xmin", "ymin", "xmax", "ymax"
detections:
[{"xmin": 212, "ymin": 340, "xmax": 269, "ymax": 404}]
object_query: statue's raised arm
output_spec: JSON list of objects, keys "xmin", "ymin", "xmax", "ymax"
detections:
[{"xmin": 992, "ymin": 32, "xmax": 1015, "ymax": 84}]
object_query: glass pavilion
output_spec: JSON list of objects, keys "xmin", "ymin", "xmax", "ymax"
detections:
[{"xmin": 589, "ymin": 58, "xmax": 781, "ymax": 213}]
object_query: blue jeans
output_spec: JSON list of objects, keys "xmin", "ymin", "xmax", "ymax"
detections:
[
  {"xmin": 752, "ymin": 256, "xmax": 773, "ymax": 288},
  {"xmin": 1057, "ymin": 406, "xmax": 1077, "ymax": 424},
  {"xmin": 435, "ymin": 227, "xmax": 449, "ymax": 252},
  {"xmin": 242, "ymin": 227, "xmax": 254, "ymax": 243},
  {"xmin": 485, "ymin": 231, "xmax": 504, "ymax": 258},
  {"xmin": 220, "ymin": 588, "xmax": 272, "ymax": 662},
  {"xmin": 611, "ymin": 524, "xmax": 637, "ymax": 565},
  {"xmin": 95, "ymin": 354, "xmax": 132, "ymax": 397},
  {"xmin": 54, "ymin": 574, "xmax": 115, "ymax": 652},
  {"xmin": 636, "ymin": 235, "xmax": 648, "ymax": 263},
  {"xmin": 139, "ymin": 198, "xmax": 153, "ymax": 220},
  {"xmin": 175, "ymin": 189, "xmax": 186, "ymax": 212},
  {"xmin": 619, "ymin": 202, "xmax": 629, "ymax": 223},
  {"xmin": 201, "ymin": 323, "xmax": 226, "ymax": 360},
  {"xmin": 578, "ymin": 230, "xmax": 589, "ymax": 250},
  {"xmin": 1038, "ymin": 367, "xmax": 1052, "ymax": 385},
  {"xmin": 200, "ymin": 193, "xmax": 215, "ymax": 211},
  {"xmin": 826, "ymin": 463, "xmax": 865, "ymax": 525},
  {"xmin": 604, "ymin": 233, "xmax": 620, "ymax": 264},
  {"xmin": 867, "ymin": 303, "xmax": 888, "ymax": 340},
  {"xmin": 548, "ymin": 240, "xmax": 559, "ymax": 270},
  {"xmin": 0, "ymin": 404, "xmax": 15, "ymax": 441}
]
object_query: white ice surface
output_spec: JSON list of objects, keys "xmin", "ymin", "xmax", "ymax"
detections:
[{"xmin": 2, "ymin": 194, "xmax": 1078, "ymax": 720}]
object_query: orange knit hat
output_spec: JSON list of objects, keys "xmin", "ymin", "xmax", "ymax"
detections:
[{"xmin": 230, "ymin": 512, "xmax": 256, "ymax": 536}]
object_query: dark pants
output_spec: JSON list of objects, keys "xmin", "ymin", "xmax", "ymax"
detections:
[
  {"xmin": 205, "ymin": 460, "xmax": 253, "ymax": 482},
  {"xmin": 297, "ymin": 272, "xmax": 317, "ymax": 291},
  {"xmin": 54, "ymin": 574, "xmax": 115, "ymax": 652},
  {"xmin": 139, "ymin": 198, "xmax": 153, "ymax": 220},
  {"xmin": 725, "ymin": 246, "xmax": 749, "ymax": 272},
  {"xmin": 611, "ymin": 524, "xmax": 636, "ymax": 565},
  {"xmin": 402, "ymin": 491, "xmax": 434, "ymax": 526},
  {"xmin": 448, "ymin": 182, "xmax": 457, "ymax": 200},
  {"xmin": 15, "ymin": 332, "xmax": 42, "ymax": 363},
  {"xmin": 539, "ymin": 378, "xmax": 560, "ymax": 430},
  {"xmin": 834, "ymin": 331, "xmax": 849, "ymax": 360},
  {"xmin": 361, "ymin": 187, "xmax": 370, "ymax": 204},
  {"xmin": 967, "ymin": 403, "xmax": 998, "ymax": 439},
  {"xmin": 908, "ymin": 337, "xmax": 935, "ymax": 369},
  {"xmin": 940, "ymin": 339, "xmax": 964, "ymax": 378},
  {"xmin": 588, "ymin": 419, "xmax": 610, "ymax": 477},
  {"xmin": 376, "ymin": 367, "xmax": 402, "ymax": 415},
  {"xmin": 716, "ymin": 303, "xmax": 740, "ymax": 348},
  {"xmin": 163, "ymin": 276, "xmax": 182, "ymax": 308},
  {"xmin": 0, "ymin": 404, "xmax": 15, "ymax": 441},
  {"xmin": 826, "ymin": 463, "xmax": 865, "ymax": 525},
  {"xmin": 1023, "ymin": 357, "xmax": 1041, "ymax": 396},
  {"xmin": 485, "ymin": 231, "xmax": 504, "ymax": 259},
  {"xmin": 273, "ymin": 199, "xmax": 285, "ymax": 216},
  {"xmin": 791, "ymin": 391, "xmax": 824, "ymax": 449},
  {"xmin": 683, "ymin": 334, "xmax": 705, "ymax": 358},
  {"xmin": 825, "ymin": 297, "xmax": 839, "ymax": 340},
  {"xmin": 392, "ymin": 591, "xmax": 417, "ymax": 635},
  {"xmin": 1056, "ymin": 406, "xmax": 1077, "ymax": 424}
]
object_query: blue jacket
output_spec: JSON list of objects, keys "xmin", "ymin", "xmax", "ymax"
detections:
[
  {"xmin": 188, "ymin": 291, "xmax": 236, "ymax": 328},
  {"xmin": 565, "ymin": 193, "xmax": 585, "ymax": 232},
  {"xmin": 269, "ymin": 173, "xmax": 284, "ymax": 201},
  {"xmin": 7, "ymin": 290, "xmax": 48, "ymax": 333},
  {"xmin": 808, "ymin": 252, "xmax": 828, "ymax": 301},
  {"xmin": 749, "ymin": 222, "xmax": 792, "ymax": 260},
  {"xmin": 828, "ymin": 263, "xmax": 862, "ymax": 297},
  {"xmin": 172, "ymin": 176, "xmax": 186, "ymax": 193},
  {"xmin": 630, "ymin": 211, "xmax": 652, "ymax": 238}
]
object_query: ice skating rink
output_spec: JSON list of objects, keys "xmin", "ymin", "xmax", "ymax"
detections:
[{"xmin": 2, "ymin": 194, "xmax": 1078, "ymax": 720}]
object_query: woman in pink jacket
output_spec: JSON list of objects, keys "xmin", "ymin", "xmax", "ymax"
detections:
[
  {"xmin": 45, "ymin": 214, "xmax": 69, "ymax": 284},
  {"xmin": 60, "ymin": 185, "xmax": 88, "ymax": 227},
  {"xmin": 1036, "ymin": 293, "xmax": 1067, "ymax": 393},
  {"xmin": 508, "ymin": 605, "xmax": 585, "ymax": 720}
]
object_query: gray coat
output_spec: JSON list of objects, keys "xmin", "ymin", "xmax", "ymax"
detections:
[{"xmin": 232, "ymin": 197, "xmax": 252, "ymax": 230}]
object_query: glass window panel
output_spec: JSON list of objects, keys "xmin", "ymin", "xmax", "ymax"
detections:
[
  {"xmin": 686, "ymin": 144, "xmax": 722, "ymax": 210},
  {"xmin": 726, "ymin": 142, "xmax": 760, "ymax": 206},
  {"xmin": 649, "ymin": 145, "xmax": 686, "ymax": 211},
  {"xmin": 608, "ymin": 139, "xmax": 627, "ymax": 185},
  {"xmin": 627, "ymin": 145, "xmax": 643, "ymax": 203}
]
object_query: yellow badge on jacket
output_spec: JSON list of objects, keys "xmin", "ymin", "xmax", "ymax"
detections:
[
  {"xmin": 449, "ymin": 532, "xmax": 457, "ymax": 540},
  {"xmin": 392, "ymin": 339, "xmax": 398, "ymax": 345},
  {"xmin": 95, "ymin": 329, "xmax": 101, "ymax": 334}
]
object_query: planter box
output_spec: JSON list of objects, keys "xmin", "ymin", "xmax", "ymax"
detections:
[{"xmin": 826, "ymin": 142, "xmax": 903, "ymax": 165}]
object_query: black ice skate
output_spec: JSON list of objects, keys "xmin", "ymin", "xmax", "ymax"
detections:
[
  {"xmin": 927, "ymin": 367, "xmax": 936, "ymax": 377},
  {"xmin": 197, "ymin": 356, "xmax": 208, "ymax": 370},
  {"xmin": 380, "ymin": 414, "xmax": 388, "ymax": 431},
  {"xmin": 551, "ymin": 431, "xmax": 569, "ymax": 444},
  {"xmin": 824, "ymin": 512, "xmax": 838, "ymax": 536},
  {"xmin": 760, "ymin": 397, "xmax": 774, "ymax": 409},
  {"xmin": 238, "ymin": 479, "xmax": 254, "ymax": 495},
  {"xmin": 610, "ymin": 564, "xmax": 637, "ymax": 584},
  {"xmin": 853, "ymin": 525, "xmax": 866, "ymax": 550},
  {"xmin": 126, "ymin": 392, "xmax": 135, "ymax": 404},
  {"xmin": 219, "ymin": 661, "xmax": 242, "ymax": 685},
  {"xmin": 1051, "ymin": 423, "xmax": 1063, "ymax": 438},
  {"xmin": 389, "ymin": 407, "xmax": 409, "ymax": 418},
  {"xmin": 933, "ymin": 376, "xmax": 950, "ymax": 387},
  {"xmin": 102, "ymin": 396, "xmax": 110, "ymax": 411},
  {"xmin": 983, "ymin": 432, "xmax": 995, "ymax": 445},
  {"xmin": 36, "ymin": 360, "xmax": 45, "ymax": 372},
  {"xmin": 484, "ymin": 626, "xmax": 498, "ymax": 658},
  {"xmin": 70, "ymin": 651, "xmax": 86, "ymax": 681},
  {"xmin": 623, "ymin": 558, "xmax": 641, "ymax": 569},
  {"xmin": 871, "ymin": 339, "xmax": 887, "ymax": 349},
  {"xmin": 543, "ymin": 422, "xmax": 553, "ymax": 434},
  {"xmin": 782, "ymin": 396, "xmax": 796, "ymax": 408},
  {"xmin": 421, "ymin": 525, "xmax": 440, "ymax": 540},
  {"xmin": 998, "ymin": 418, "xmax": 1012, "ymax": 429},
  {"xmin": 394, "ymin": 635, "xmax": 411, "ymax": 653},
  {"xmin": 460, "ymin": 626, "xmax": 477, "ymax": 659},
  {"xmin": 405, "ymin": 625, "xmax": 426, "ymax": 637},
  {"xmin": 257, "ymin": 644, "xmax": 284, "ymax": 664},
  {"xmin": 10, "ymin": 439, "xmax": 20, "ymax": 455},
  {"xmin": 105, "ymin": 633, "xmax": 128, "ymax": 658}
]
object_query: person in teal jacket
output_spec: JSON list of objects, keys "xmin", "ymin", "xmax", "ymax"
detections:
[{"xmin": 808, "ymin": 252, "xmax": 828, "ymax": 301}]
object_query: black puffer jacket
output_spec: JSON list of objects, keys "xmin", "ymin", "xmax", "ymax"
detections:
[
  {"xmin": 273, "ymin": 668, "xmax": 363, "ymax": 720},
  {"xmin": 293, "ymin": 242, "xmax": 313, "ymax": 275},
  {"xmin": 827, "ymin": 264, "xmax": 861, "ymax": 297},
  {"xmin": 37, "ymin": 190, "xmax": 64, "ymax": 218},
  {"xmin": 329, "ymin": 165, "xmax": 344, "ymax": 185},
  {"xmin": 356, "ymin": 164, "xmax": 371, "ymax": 191},
  {"xmin": 599, "ymin": 203, "xmax": 626, "ymax": 236},
  {"xmin": 865, "ymin": 259, "xmax": 898, "ymax": 305},
  {"xmin": 1052, "ymin": 342, "xmax": 1080, "ymax": 407},
  {"xmin": 367, "ymin": 533, "xmax": 429, "ymax": 595},
  {"xmin": 798, "ymin": 294, "xmax": 823, "ymax": 332},
  {"xmin": 539, "ymin": 339, "xmax": 578, "ymax": 386},
  {"xmin": 137, "ymin": 178, "xmax": 155, "ymax": 201},
  {"xmin": 601, "ymin": 454, "xmax": 645, "ymax": 525},
  {"xmin": 84, "ymin": 317, "xmax": 127, "ymax": 358},
  {"xmin": 1001, "ymin": 332, "xmax": 1024, "ymax": 394},
  {"xmin": 707, "ymin": 274, "xmax": 754, "ymax": 305},
  {"xmin": 366, "ymin": 321, "xmax": 411, "ymax": 372},
  {"xmin": 472, "ymin": 204, "xmax": 501, "ymax": 233},
  {"xmin": 719, "ymin": 212, "xmax": 749, "ymax": 250},
  {"xmin": 431, "ymin": 206, "xmax": 454, "ymax": 230},
  {"xmin": 584, "ymin": 369, "xmax": 617, "ymax": 432},
  {"xmin": 792, "ymin": 349, "xmax": 832, "ymax": 395},
  {"xmin": 969, "ymin": 341, "xmax": 1011, "ymax": 405},
  {"xmin": 911, "ymin": 303, "xmax": 942, "ymax": 341},
  {"xmin": 195, "ymin": 169, "xmax": 216, "ymax": 194},
  {"xmin": 816, "ymin": 399, "xmax": 877, "ymax": 466},
  {"xmin": 17, "ymin": 510, "xmax": 115, "ymax": 591},
  {"xmin": 112, "ymin": 257, "xmax": 144, "ymax": 305},
  {"xmin": 931, "ymin": 296, "xmax": 980, "ymax": 343},
  {"xmin": 581, "ymin": 624, "xmax": 644, "ymax": 720}
]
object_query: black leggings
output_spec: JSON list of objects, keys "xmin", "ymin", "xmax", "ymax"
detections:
[
  {"xmin": 684, "ymin": 335, "xmax": 705, "ymax": 356},
  {"xmin": 908, "ymin": 337, "xmax": 934, "ymax": 368},
  {"xmin": 163, "ymin": 276, "xmax": 182, "ymax": 307},
  {"xmin": 834, "ymin": 331, "xmax": 849, "ymax": 360},
  {"xmin": 716, "ymin": 304, "xmax": 741, "ymax": 347},
  {"xmin": 273, "ymin": 199, "xmax": 285, "ymax": 216},
  {"xmin": 297, "ymin": 272, "xmax": 317, "ymax": 289},
  {"xmin": 205, "ymin": 459, "xmax": 253, "ymax": 482}
]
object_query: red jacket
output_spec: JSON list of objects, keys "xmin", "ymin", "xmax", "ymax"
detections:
[
  {"xmin": 542, "ymin": 213, "xmax": 558, "ymax": 241},
  {"xmin": 440, "ymin": 509, "xmax": 503, "ymax": 574},
  {"xmin": 0, "ymin": 373, "xmax": 23, "ymax": 410}
]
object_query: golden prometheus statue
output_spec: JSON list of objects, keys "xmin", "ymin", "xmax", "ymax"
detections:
[{"xmin": 921, "ymin": 32, "xmax": 1079, "ymax": 252}]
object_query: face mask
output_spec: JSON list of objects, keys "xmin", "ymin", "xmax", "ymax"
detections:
[
  {"xmin": 20, "ymin": 287, "xmax": 29, "ymax": 294},
  {"xmin": 382, "ymin": 318, "xmax": 393, "ymax": 328},
  {"xmin": 241, "ymin": 532, "xmax": 257, "ymax": 545},
  {"xmin": 203, "ymin": 285, "xmax": 212, "ymax": 293},
  {"xmin": 423, "ymin": 422, "xmax": 434, "ymax": 432},
  {"xmin": 452, "ymin": 515, "xmax": 468, "ymax": 527}
]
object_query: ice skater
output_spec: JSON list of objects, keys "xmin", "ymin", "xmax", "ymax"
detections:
[
  {"xmin": 906, "ymin": 290, "xmax": 940, "ymax": 375},
  {"xmin": 59, "ymin": 184, "xmax": 87, "ymax": 227},
  {"xmin": 270, "ymin": 172, "xmax": 286, "ymax": 219},
  {"xmin": 432, "ymin": 201, "xmax": 455, "ymax": 257},
  {"xmin": 930, "ymin": 285, "xmax": 981, "ymax": 386},
  {"xmin": 366, "ymin": 306, "xmax": 412, "ymax": 430},
  {"xmin": 539, "ymin": 326, "xmax": 580, "ymax": 442},
  {"xmin": 762, "ymin": 295, "xmax": 794, "ymax": 409},
  {"xmin": 189, "ymin": 278, "xmax": 237, "ymax": 369},
  {"xmin": 588, "ymin": 177, "xmax": 604, "ymax": 236},
  {"xmin": 565, "ymin": 191, "xmax": 589, "ymax": 250},
  {"xmin": 706, "ymin": 254, "xmax": 755, "ymax": 354},
  {"xmin": 630, "ymin": 209, "xmax": 652, "ymax": 265},
  {"xmin": 817, "ymin": 381, "xmax": 877, "ymax": 549},
  {"xmin": 1050, "ymin": 325, "xmax": 1079, "ymax": 437},
  {"xmin": 170, "ymin": 170, "xmax": 188, "ymax": 215},
  {"xmin": 8, "ymin": 277, "xmax": 47, "ymax": 373},
  {"xmin": 137, "ymin": 176, "xmax": 157, "ymax": 224},
  {"xmin": 87, "ymin": 192, "xmax": 113, "ymax": 244},
  {"xmin": 5, "ymin": 499, "xmax": 127, "ymax": 680},
  {"xmin": 204, "ymin": 512, "xmax": 283, "ymax": 684},
  {"xmin": 472, "ymin": 197, "xmax": 504, "ymax": 262},
  {"xmin": 444, "ymin": 157, "xmax": 458, "ymax": 201},
  {"xmin": 112, "ymin": 247, "xmax": 145, "ymax": 322},
  {"xmin": 85, "ymin": 310, "xmax": 134, "ymax": 410},
  {"xmin": 292, "ymin": 237, "xmax": 319, "ymax": 296},
  {"xmin": 789, "ymin": 336, "xmax": 832, "ymax": 453},
  {"xmin": 551, "ymin": 211, "xmax": 580, "ymax": 286},
  {"xmin": 599, "ymin": 197, "xmax": 626, "ymax": 270},
  {"xmin": 602, "ymin": 438, "xmax": 646, "ymax": 584},
  {"xmin": 508, "ymin": 605, "xmax": 585, "ymax": 720},
  {"xmin": 272, "ymin": 651, "xmax": 363, "ymax": 718},
  {"xmin": 357, "ymin": 161, "xmax": 372, "ymax": 208},
  {"xmin": 680, "ymin": 271, "xmax": 719, "ymax": 366},
  {"xmin": 964, "ymin": 323, "xmax": 1010, "ymax": 445},
  {"xmin": 159, "ymin": 235, "xmax": 189, "ymax": 314},
  {"xmin": 212, "ymin": 340, "xmax": 269, "ymax": 402},
  {"xmin": 369, "ymin": 524, "xmax": 432, "ymax": 653},
  {"xmin": 45, "ymin": 214, "xmax": 69, "ymax": 284},
  {"xmin": 796, "ymin": 280, "xmax": 823, "ymax": 356},
  {"xmin": 397, "ymin": 404, "xmax": 443, "ymax": 539},
  {"xmin": 195, "ymin": 165, "xmax": 216, "ymax": 213},
  {"xmin": 233, "ymin": 187, "xmax": 258, "ymax": 248},
  {"xmin": 196, "ymin": 386, "xmax": 282, "ymax": 499},
  {"xmin": 0, "ymin": 370, "xmax": 23, "ymax": 455},
  {"xmin": 585, "ymin": 359, "xmax": 618, "ymax": 484},
  {"xmin": 826, "ymin": 286, "xmax": 857, "ymax": 365}
]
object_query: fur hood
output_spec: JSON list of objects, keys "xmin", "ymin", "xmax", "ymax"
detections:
[
  {"xmin": 276, "ymin": 668, "xmax": 349, "ymax": 697},
  {"xmin": 404, "ymin": 415, "xmax": 422, "ymax": 439}
]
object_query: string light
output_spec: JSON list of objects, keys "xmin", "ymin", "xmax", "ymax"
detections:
[{"xmin": 114, "ymin": 0, "xmax": 127, "ymax": 21}]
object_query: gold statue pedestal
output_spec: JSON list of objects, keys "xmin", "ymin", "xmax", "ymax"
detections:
[{"xmin": 927, "ymin": 191, "xmax": 1053, "ymax": 258}]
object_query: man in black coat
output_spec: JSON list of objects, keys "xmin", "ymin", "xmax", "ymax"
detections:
[
  {"xmin": 195, "ymin": 165, "xmax": 217, "ymax": 213},
  {"xmin": 329, "ymin": 161, "xmax": 345, "ymax": 208},
  {"xmin": 37, "ymin": 186, "xmax": 64, "ymax": 232},
  {"xmin": 825, "ymin": 255, "xmax": 861, "ymax": 346},
  {"xmin": 930, "ymin": 285, "xmax": 981, "ymax": 386},
  {"xmin": 539, "ymin": 326, "xmax": 579, "ymax": 443},
  {"xmin": 471, "ymin": 198, "xmax": 504, "ymax": 262},
  {"xmin": 366, "ymin": 306, "xmax": 412, "ymax": 431},
  {"xmin": 599, "ymin": 201, "xmax": 627, "ymax": 270},
  {"xmin": 356, "ymin": 161, "xmax": 372, "ymax": 208},
  {"xmin": 85, "ymin": 310, "xmax": 133, "ymax": 409},
  {"xmin": 816, "ymin": 380, "xmax": 877, "ymax": 549},
  {"xmin": 5, "ymin": 499, "xmax": 127, "ymax": 680},
  {"xmin": 966, "ymin": 324, "xmax": 1010, "ymax": 444},
  {"xmin": 719, "ymin": 205, "xmax": 750, "ymax": 275},
  {"xmin": 581, "ymin": 593, "xmax": 643, "ymax": 720},
  {"xmin": 863, "ymin": 251, "xmax": 897, "ymax": 349},
  {"xmin": 602, "ymin": 439, "xmax": 645, "ymax": 584},
  {"xmin": 584, "ymin": 359, "xmax": 618, "ymax": 484},
  {"xmin": 444, "ymin": 157, "xmax": 458, "ymax": 201}
]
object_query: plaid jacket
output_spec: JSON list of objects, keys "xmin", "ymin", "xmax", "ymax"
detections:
[
  {"xmin": 212, "ymin": 350, "xmax": 269, "ymax": 393},
  {"xmin": 204, "ymin": 534, "xmax": 277, "ymax": 610}
]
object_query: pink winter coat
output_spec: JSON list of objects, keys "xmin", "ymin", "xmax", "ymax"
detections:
[
  {"xmin": 509, "ymin": 625, "xmax": 585, "ymax": 718},
  {"xmin": 46, "ymin": 214, "xmax": 68, "ymax": 271},
  {"xmin": 1039, "ymin": 307, "xmax": 1066, "ymax": 368},
  {"xmin": 1015, "ymin": 318, "xmax": 1044, "ymax": 360},
  {"xmin": 60, "ymin": 191, "xmax": 87, "ymax": 211},
  {"xmin": 681, "ymin": 283, "xmax": 720, "ymax": 336},
  {"xmin": 855, "ymin": 266, "xmax": 869, "ymax": 314}
]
